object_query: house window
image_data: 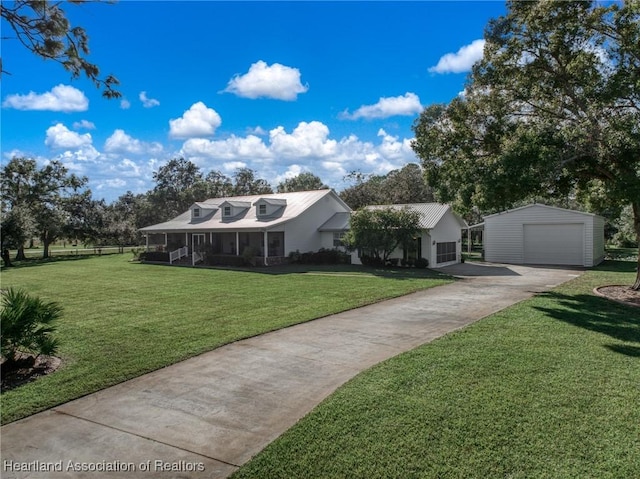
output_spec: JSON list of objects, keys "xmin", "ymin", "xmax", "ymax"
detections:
[
  {"xmin": 223, "ymin": 206, "xmax": 231, "ymax": 216},
  {"xmin": 193, "ymin": 208, "xmax": 200, "ymax": 218},
  {"xmin": 333, "ymin": 232, "xmax": 345, "ymax": 247},
  {"xmin": 258, "ymin": 204, "xmax": 267, "ymax": 215},
  {"xmin": 436, "ymin": 242, "xmax": 457, "ymax": 264}
]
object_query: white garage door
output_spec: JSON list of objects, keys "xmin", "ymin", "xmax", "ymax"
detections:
[{"xmin": 523, "ymin": 224, "xmax": 584, "ymax": 266}]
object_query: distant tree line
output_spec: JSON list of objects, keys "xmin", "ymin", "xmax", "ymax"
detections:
[{"xmin": 1, "ymin": 157, "xmax": 437, "ymax": 262}]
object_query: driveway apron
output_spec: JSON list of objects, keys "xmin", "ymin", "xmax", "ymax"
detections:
[{"xmin": 1, "ymin": 263, "xmax": 582, "ymax": 478}]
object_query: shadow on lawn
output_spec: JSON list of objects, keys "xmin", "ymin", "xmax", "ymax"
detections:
[
  {"xmin": 534, "ymin": 292, "xmax": 640, "ymax": 356},
  {"xmin": 1, "ymin": 254, "xmax": 96, "ymax": 272},
  {"xmin": 237, "ymin": 263, "xmax": 452, "ymax": 280}
]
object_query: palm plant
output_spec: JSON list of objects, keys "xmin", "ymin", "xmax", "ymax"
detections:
[{"xmin": 1, "ymin": 288, "xmax": 62, "ymax": 366}]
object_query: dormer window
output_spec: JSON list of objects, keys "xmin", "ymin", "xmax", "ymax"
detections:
[
  {"xmin": 223, "ymin": 206, "xmax": 231, "ymax": 217},
  {"xmin": 193, "ymin": 208, "xmax": 201, "ymax": 218},
  {"xmin": 258, "ymin": 204, "xmax": 267, "ymax": 215}
]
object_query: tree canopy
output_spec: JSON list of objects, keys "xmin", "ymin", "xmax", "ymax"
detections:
[
  {"xmin": 412, "ymin": 0, "xmax": 640, "ymax": 289},
  {"xmin": 340, "ymin": 164, "xmax": 434, "ymax": 210},
  {"xmin": 343, "ymin": 207, "xmax": 422, "ymax": 265},
  {"xmin": 276, "ymin": 172, "xmax": 328, "ymax": 193},
  {"xmin": 1, "ymin": 157, "xmax": 91, "ymax": 258},
  {"xmin": 1, "ymin": 0, "xmax": 120, "ymax": 98}
]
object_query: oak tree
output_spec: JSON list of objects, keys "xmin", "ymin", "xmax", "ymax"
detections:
[
  {"xmin": 412, "ymin": 0, "xmax": 640, "ymax": 289},
  {"xmin": 1, "ymin": 0, "xmax": 120, "ymax": 97}
]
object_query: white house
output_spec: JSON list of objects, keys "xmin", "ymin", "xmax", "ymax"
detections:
[
  {"xmin": 139, "ymin": 189, "xmax": 352, "ymax": 265},
  {"xmin": 483, "ymin": 204, "xmax": 605, "ymax": 267},
  {"xmin": 350, "ymin": 203, "xmax": 468, "ymax": 268}
]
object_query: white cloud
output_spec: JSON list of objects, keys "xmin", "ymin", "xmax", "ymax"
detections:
[
  {"xmin": 99, "ymin": 178, "xmax": 127, "ymax": 189},
  {"xmin": 104, "ymin": 129, "xmax": 163, "ymax": 155},
  {"xmin": 176, "ymin": 120, "xmax": 418, "ymax": 191},
  {"xmin": 180, "ymin": 135, "xmax": 272, "ymax": 162},
  {"xmin": 222, "ymin": 60, "xmax": 308, "ymax": 100},
  {"xmin": 139, "ymin": 91, "xmax": 160, "ymax": 108},
  {"xmin": 45, "ymin": 123, "xmax": 93, "ymax": 149},
  {"xmin": 50, "ymin": 145, "xmax": 101, "ymax": 177},
  {"xmin": 429, "ymin": 39, "xmax": 486, "ymax": 74},
  {"xmin": 269, "ymin": 121, "xmax": 337, "ymax": 158},
  {"xmin": 377, "ymin": 128, "xmax": 415, "ymax": 161},
  {"xmin": 73, "ymin": 120, "xmax": 96, "ymax": 130},
  {"xmin": 3, "ymin": 84, "xmax": 89, "ymax": 112},
  {"xmin": 169, "ymin": 102, "xmax": 222, "ymax": 139},
  {"xmin": 342, "ymin": 92, "xmax": 423, "ymax": 120},
  {"xmin": 120, "ymin": 99, "xmax": 131, "ymax": 110},
  {"xmin": 112, "ymin": 158, "xmax": 143, "ymax": 178},
  {"xmin": 247, "ymin": 126, "xmax": 267, "ymax": 136},
  {"xmin": 273, "ymin": 164, "xmax": 305, "ymax": 185},
  {"xmin": 223, "ymin": 161, "xmax": 247, "ymax": 172}
]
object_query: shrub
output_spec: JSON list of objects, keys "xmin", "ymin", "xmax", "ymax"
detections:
[
  {"xmin": 415, "ymin": 257, "xmax": 429, "ymax": 269},
  {"xmin": 204, "ymin": 254, "xmax": 245, "ymax": 267},
  {"xmin": 242, "ymin": 246, "xmax": 260, "ymax": 266},
  {"xmin": 139, "ymin": 251, "xmax": 170, "ymax": 262},
  {"xmin": 289, "ymin": 248, "xmax": 350, "ymax": 265},
  {"xmin": 1, "ymin": 288, "xmax": 62, "ymax": 366}
]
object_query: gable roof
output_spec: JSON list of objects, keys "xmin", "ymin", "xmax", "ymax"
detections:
[
  {"xmin": 483, "ymin": 203, "xmax": 601, "ymax": 219},
  {"xmin": 140, "ymin": 189, "xmax": 349, "ymax": 232},
  {"xmin": 364, "ymin": 203, "xmax": 468, "ymax": 229},
  {"xmin": 318, "ymin": 212, "xmax": 351, "ymax": 232}
]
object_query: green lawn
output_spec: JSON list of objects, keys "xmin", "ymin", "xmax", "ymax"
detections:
[
  {"xmin": 233, "ymin": 260, "xmax": 640, "ymax": 479},
  {"xmin": 0, "ymin": 255, "xmax": 449, "ymax": 424}
]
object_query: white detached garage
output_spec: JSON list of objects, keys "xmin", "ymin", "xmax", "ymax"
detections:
[{"xmin": 484, "ymin": 204, "xmax": 605, "ymax": 267}]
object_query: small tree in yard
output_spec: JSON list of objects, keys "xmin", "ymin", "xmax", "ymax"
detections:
[
  {"xmin": 344, "ymin": 207, "xmax": 422, "ymax": 265},
  {"xmin": 1, "ymin": 289, "xmax": 61, "ymax": 368}
]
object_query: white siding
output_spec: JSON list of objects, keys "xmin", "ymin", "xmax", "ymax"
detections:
[
  {"xmin": 592, "ymin": 215, "xmax": 605, "ymax": 266},
  {"xmin": 484, "ymin": 204, "xmax": 602, "ymax": 267},
  {"xmin": 429, "ymin": 210, "xmax": 463, "ymax": 268},
  {"xmin": 284, "ymin": 194, "xmax": 347, "ymax": 254}
]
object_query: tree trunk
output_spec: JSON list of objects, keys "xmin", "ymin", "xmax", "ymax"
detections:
[
  {"xmin": 15, "ymin": 246, "xmax": 26, "ymax": 261},
  {"xmin": 2, "ymin": 249, "xmax": 12, "ymax": 267},
  {"xmin": 632, "ymin": 202, "xmax": 640, "ymax": 291},
  {"xmin": 42, "ymin": 233, "xmax": 51, "ymax": 259}
]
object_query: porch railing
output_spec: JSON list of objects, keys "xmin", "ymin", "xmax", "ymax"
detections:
[
  {"xmin": 192, "ymin": 251, "xmax": 204, "ymax": 266},
  {"xmin": 169, "ymin": 246, "xmax": 189, "ymax": 264}
]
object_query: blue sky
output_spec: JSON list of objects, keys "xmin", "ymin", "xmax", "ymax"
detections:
[{"xmin": 1, "ymin": 1, "xmax": 506, "ymax": 202}]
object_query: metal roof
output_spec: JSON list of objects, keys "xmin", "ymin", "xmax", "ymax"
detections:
[
  {"xmin": 318, "ymin": 212, "xmax": 351, "ymax": 232},
  {"xmin": 140, "ymin": 189, "xmax": 347, "ymax": 232},
  {"xmin": 364, "ymin": 203, "xmax": 468, "ymax": 229},
  {"xmin": 483, "ymin": 203, "xmax": 602, "ymax": 219}
]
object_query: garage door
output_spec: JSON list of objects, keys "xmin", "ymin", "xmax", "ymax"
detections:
[{"xmin": 523, "ymin": 224, "xmax": 584, "ymax": 265}]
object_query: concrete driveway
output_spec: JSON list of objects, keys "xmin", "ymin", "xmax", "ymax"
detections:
[{"xmin": 1, "ymin": 263, "xmax": 581, "ymax": 478}]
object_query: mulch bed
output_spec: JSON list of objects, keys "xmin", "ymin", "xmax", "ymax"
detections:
[
  {"xmin": 0, "ymin": 354, "xmax": 62, "ymax": 393},
  {"xmin": 594, "ymin": 285, "xmax": 640, "ymax": 308}
]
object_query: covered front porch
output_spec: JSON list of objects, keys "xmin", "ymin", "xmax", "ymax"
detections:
[{"xmin": 144, "ymin": 230, "xmax": 286, "ymax": 266}]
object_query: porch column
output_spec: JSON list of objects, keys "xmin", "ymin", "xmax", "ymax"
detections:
[
  {"xmin": 468, "ymin": 228, "xmax": 471, "ymax": 254},
  {"xmin": 145, "ymin": 234, "xmax": 149, "ymax": 251},
  {"xmin": 235, "ymin": 232, "xmax": 240, "ymax": 256},
  {"xmin": 263, "ymin": 230, "xmax": 268, "ymax": 266},
  {"xmin": 185, "ymin": 233, "xmax": 188, "ymax": 252}
]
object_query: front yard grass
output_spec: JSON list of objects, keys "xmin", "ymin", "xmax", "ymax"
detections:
[
  {"xmin": 233, "ymin": 260, "xmax": 640, "ymax": 479},
  {"xmin": 0, "ymin": 255, "xmax": 449, "ymax": 424}
]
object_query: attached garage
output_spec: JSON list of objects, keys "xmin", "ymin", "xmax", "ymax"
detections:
[{"xmin": 484, "ymin": 204, "xmax": 605, "ymax": 267}]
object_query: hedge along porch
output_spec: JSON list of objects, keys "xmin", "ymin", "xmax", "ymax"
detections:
[{"xmin": 140, "ymin": 189, "xmax": 352, "ymax": 266}]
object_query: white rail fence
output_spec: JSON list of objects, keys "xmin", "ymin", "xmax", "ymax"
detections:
[{"xmin": 169, "ymin": 246, "xmax": 189, "ymax": 264}]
